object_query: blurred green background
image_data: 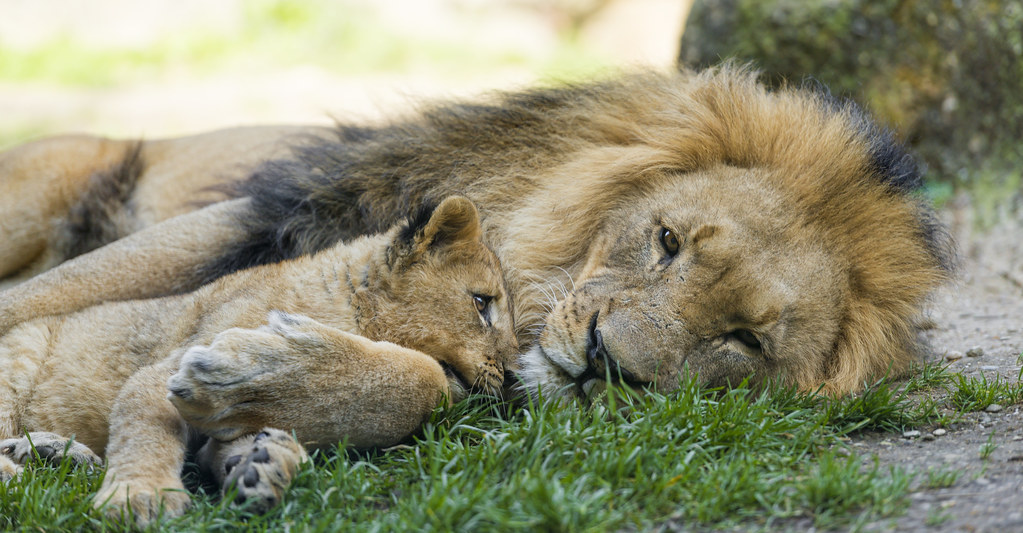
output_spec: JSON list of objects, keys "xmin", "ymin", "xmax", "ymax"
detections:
[
  {"xmin": 0, "ymin": 0, "xmax": 686, "ymax": 147},
  {"xmin": 2, "ymin": 0, "xmax": 1019, "ymax": 213}
]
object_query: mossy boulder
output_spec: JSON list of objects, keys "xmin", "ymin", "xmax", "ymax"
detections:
[{"xmin": 678, "ymin": 0, "xmax": 1023, "ymax": 184}]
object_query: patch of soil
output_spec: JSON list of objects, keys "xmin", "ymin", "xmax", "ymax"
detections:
[{"xmin": 857, "ymin": 199, "xmax": 1023, "ymax": 532}]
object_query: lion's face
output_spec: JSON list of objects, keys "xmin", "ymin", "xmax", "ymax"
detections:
[{"xmin": 518, "ymin": 165, "xmax": 849, "ymax": 400}]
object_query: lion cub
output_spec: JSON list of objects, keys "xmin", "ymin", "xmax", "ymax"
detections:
[{"xmin": 0, "ymin": 196, "xmax": 517, "ymax": 525}]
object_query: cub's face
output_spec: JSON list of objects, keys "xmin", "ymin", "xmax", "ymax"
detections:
[
  {"xmin": 389, "ymin": 240, "xmax": 517, "ymax": 399},
  {"xmin": 371, "ymin": 196, "xmax": 518, "ymax": 399},
  {"xmin": 518, "ymin": 166, "xmax": 846, "ymax": 400}
]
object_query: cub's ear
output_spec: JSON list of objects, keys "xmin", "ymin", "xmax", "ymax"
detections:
[
  {"xmin": 419, "ymin": 195, "xmax": 482, "ymax": 247},
  {"xmin": 389, "ymin": 196, "xmax": 482, "ymax": 266}
]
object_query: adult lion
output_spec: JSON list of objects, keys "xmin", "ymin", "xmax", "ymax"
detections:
[{"xmin": 0, "ymin": 65, "xmax": 953, "ymax": 411}]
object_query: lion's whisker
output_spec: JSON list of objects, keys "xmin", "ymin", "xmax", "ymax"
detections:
[{"xmin": 554, "ymin": 266, "xmax": 577, "ymax": 292}]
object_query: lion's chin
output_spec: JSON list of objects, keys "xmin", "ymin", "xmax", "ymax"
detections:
[{"xmin": 514, "ymin": 345, "xmax": 582, "ymax": 402}]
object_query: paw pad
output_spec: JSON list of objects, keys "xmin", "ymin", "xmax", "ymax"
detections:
[
  {"xmin": 242, "ymin": 466, "xmax": 261, "ymax": 488},
  {"xmin": 224, "ymin": 454, "xmax": 242, "ymax": 474},
  {"xmin": 223, "ymin": 429, "xmax": 308, "ymax": 515},
  {"xmin": 251, "ymin": 448, "xmax": 271, "ymax": 463}
]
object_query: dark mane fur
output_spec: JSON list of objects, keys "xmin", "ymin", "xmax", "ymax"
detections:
[
  {"xmin": 801, "ymin": 77, "xmax": 923, "ymax": 192},
  {"xmin": 196, "ymin": 67, "xmax": 952, "ymax": 284},
  {"xmin": 196, "ymin": 83, "xmax": 596, "ymax": 282},
  {"xmin": 397, "ymin": 202, "xmax": 439, "ymax": 245},
  {"xmin": 807, "ymin": 87, "xmax": 956, "ymax": 274}
]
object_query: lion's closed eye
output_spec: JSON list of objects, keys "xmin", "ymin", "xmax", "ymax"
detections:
[{"xmin": 728, "ymin": 329, "xmax": 762, "ymax": 351}]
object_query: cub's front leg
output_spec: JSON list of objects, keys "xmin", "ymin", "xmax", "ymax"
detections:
[
  {"xmin": 95, "ymin": 363, "xmax": 191, "ymax": 527},
  {"xmin": 167, "ymin": 311, "xmax": 452, "ymax": 449}
]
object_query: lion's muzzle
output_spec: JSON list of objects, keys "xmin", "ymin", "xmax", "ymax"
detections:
[{"xmin": 576, "ymin": 312, "xmax": 648, "ymax": 393}]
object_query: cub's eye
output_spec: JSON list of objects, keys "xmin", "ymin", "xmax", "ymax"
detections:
[
  {"xmin": 472, "ymin": 294, "xmax": 494, "ymax": 327},
  {"xmin": 659, "ymin": 227, "xmax": 681, "ymax": 256},
  {"xmin": 472, "ymin": 294, "xmax": 492, "ymax": 314},
  {"xmin": 730, "ymin": 329, "xmax": 762, "ymax": 351}
]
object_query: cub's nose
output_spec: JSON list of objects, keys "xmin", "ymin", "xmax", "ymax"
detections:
[{"xmin": 585, "ymin": 313, "xmax": 644, "ymax": 386}]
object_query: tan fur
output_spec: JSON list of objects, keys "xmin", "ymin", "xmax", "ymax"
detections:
[
  {"xmin": 0, "ymin": 455, "xmax": 18, "ymax": 482},
  {"xmin": 0, "ymin": 66, "xmax": 951, "ymax": 407},
  {"xmin": 0, "ymin": 134, "xmax": 128, "ymax": 283},
  {"xmin": 0, "ymin": 196, "xmax": 516, "ymax": 525},
  {"xmin": 0, "ymin": 126, "xmax": 331, "ymax": 290}
]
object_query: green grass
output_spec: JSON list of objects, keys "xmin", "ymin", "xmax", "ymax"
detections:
[
  {"xmin": 1, "ymin": 455, "xmax": 109, "ymax": 530},
  {"xmin": 5, "ymin": 359, "xmax": 1021, "ymax": 532},
  {"xmin": 2, "ymin": 374, "xmax": 949, "ymax": 532},
  {"xmin": 818, "ymin": 375, "xmax": 940, "ymax": 433},
  {"xmin": 921, "ymin": 466, "xmax": 961, "ymax": 489},
  {"xmin": 892, "ymin": 358, "xmax": 1023, "ymax": 417},
  {"xmin": 947, "ymin": 371, "xmax": 1023, "ymax": 412},
  {"xmin": 979, "ymin": 432, "xmax": 999, "ymax": 460},
  {"xmin": 925, "ymin": 507, "xmax": 952, "ymax": 527}
]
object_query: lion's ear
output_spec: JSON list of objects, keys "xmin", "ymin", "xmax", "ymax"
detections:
[
  {"xmin": 389, "ymin": 196, "xmax": 482, "ymax": 267},
  {"xmin": 418, "ymin": 195, "xmax": 482, "ymax": 249}
]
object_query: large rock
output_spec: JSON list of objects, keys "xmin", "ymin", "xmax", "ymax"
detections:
[{"xmin": 678, "ymin": 0, "xmax": 1023, "ymax": 182}]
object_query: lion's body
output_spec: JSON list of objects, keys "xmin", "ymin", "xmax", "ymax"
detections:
[
  {"xmin": 0, "ymin": 126, "xmax": 334, "ymax": 290},
  {"xmin": 0, "ymin": 196, "xmax": 515, "ymax": 524}
]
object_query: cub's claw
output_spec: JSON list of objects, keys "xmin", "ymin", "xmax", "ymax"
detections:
[
  {"xmin": 0, "ymin": 432, "xmax": 101, "ymax": 469},
  {"xmin": 223, "ymin": 429, "xmax": 309, "ymax": 514}
]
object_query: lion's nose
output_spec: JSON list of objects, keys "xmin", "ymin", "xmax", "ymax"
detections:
[{"xmin": 586, "ymin": 313, "xmax": 644, "ymax": 385}]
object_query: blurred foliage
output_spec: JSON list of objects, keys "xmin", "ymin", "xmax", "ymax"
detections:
[
  {"xmin": 0, "ymin": 0, "xmax": 609, "ymax": 88},
  {"xmin": 678, "ymin": 0, "xmax": 1023, "ymax": 192}
]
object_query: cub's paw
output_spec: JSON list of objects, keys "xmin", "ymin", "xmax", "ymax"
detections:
[
  {"xmin": 167, "ymin": 311, "xmax": 329, "ymax": 440},
  {"xmin": 0, "ymin": 455, "xmax": 22, "ymax": 483},
  {"xmin": 223, "ymin": 429, "xmax": 309, "ymax": 515},
  {"xmin": 94, "ymin": 478, "xmax": 190, "ymax": 527},
  {"xmin": 0, "ymin": 432, "xmax": 101, "ymax": 469}
]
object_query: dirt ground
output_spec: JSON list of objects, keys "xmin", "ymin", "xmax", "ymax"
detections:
[{"xmin": 857, "ymin": 200, "xmax": 1023, "ymax": 532}]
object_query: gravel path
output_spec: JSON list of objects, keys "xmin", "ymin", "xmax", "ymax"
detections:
[{"xmin": 858, "ymin": 200, "xmax": 1023, "ymax": 532}]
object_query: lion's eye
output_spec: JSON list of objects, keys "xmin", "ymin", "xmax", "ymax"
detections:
[
  {"xmin": 659, "ymin": 227, "xmax": 681, "ymax": 256},
  {"xmin": 473, "ymin": 294, "xmax": 492, "ymax": 314},
  {"xmin": 731, "ymin": 329, "xmax": 762, "ymax": 351},
  {"xmin": 472, "ymin": 294, "xmax": 494, "ymax": 327}
]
